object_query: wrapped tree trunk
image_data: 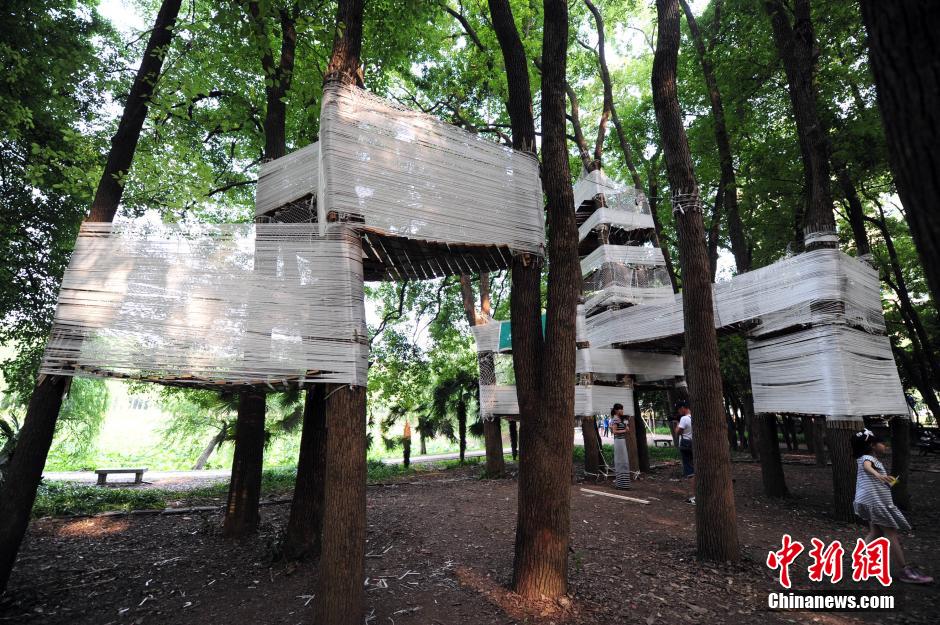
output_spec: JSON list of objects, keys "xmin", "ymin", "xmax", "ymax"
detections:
[
  {"xmin": 0, "ymin": 0, "xmax": 183, "ymax": 593},
  {"xmin": 765, "ymin": 0, "xmax": 863, "ymax": 517},
  {"xmin": 313, "ymin": 1, "xmax": 367, "ymax": 622},
  {"xmin": 653, "ymin": 0, "xmax": 739, "ymax": 562},
  {"xmin": 283, "ymin": 386, "xmax": 327, "ymax": 560}
]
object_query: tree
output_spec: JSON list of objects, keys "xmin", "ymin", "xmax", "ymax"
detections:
[
  {"xmin": 858, "ymin": 1, "xmax": 940, "ymax": 314},
  {"xmin": 764, "ymin": 0, "xmax": 861, "ymax": 520},
  {"xmin": 313, "ymin": 1, "xmax": 368, "ymax": 622},
  {"xmin": 283, "ymin": 385, "xmax": 327, "ymax": 560},
  {"xmin": 459, "ymin": 273, "xmax": 505, "ymax": 477},
  {"xmin": 0, "ymin": 0, "xmax": 184, "ymax": 592},
  {"xmin": 652, "ymin": 0, "xmax": 739, "ymax": 561}
]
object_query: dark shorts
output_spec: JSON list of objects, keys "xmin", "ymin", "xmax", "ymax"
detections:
[{"xmin": 680, "ymin": 446, "xmax": 694, "ymax": 477}]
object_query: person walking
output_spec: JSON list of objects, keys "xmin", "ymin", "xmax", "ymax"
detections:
[
  {"xmin": 603, "ymin": 415, "xmax": 610, "ymax": 438},
  {"xmin": 852, "ymin": 430, "xmax": 932, "ymax": 584},
  {"xmin": 610, "ymin": 403, "xmax": 631, "ymax": 490},
  {"xmin": 674, "ymin": 400, "xmax": 695, "ymax": 504}
]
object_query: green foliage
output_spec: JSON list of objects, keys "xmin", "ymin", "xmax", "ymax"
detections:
[
  {"xmin": 46, "ymin": 378, "xmax": 110, "ymax": 469},
  {"xmin": 33, "ymin": 480, "xmax": 167, "ymax": 517}
]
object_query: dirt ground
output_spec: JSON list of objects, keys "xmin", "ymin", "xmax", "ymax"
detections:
[{"xmin": 2, "ymin": 454, "xmax": 938, "ymax": 625}]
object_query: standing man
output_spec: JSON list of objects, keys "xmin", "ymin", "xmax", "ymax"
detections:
[
  {"xmin": 603, "ymin": 414, "xmax": 610, "ymax": 438},
  {"xmin": 674, "ymin": 401, "xmax": 695, "ymax": 504}
]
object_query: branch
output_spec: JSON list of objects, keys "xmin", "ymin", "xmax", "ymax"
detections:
[
  {"xmin": 206, "ymin": 179, "xmax": 255, "ymax": 197},
  {"xmin": 370, "ymin": 281, "xmax": 409, "ymax": 345},
  {"xmin": 565, "ymin": 83, "xmax": 594, "ymax": 171},
  {"xmin": 441, "ymin": 3, "xmax": 486, "ymax": 52}
]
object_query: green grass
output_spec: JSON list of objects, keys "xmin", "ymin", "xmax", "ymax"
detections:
[{"xmin": 33, "ymin": 445, "xmax": 679, "ymax": 519}]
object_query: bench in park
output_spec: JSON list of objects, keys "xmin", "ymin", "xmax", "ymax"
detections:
[
  {"xmin": 653, "ymin": 439, "xmax": 673, "ymax": 448},
  {"xmin": 95, "ymin": 468, "xmax": 147, "ymax": 485}
]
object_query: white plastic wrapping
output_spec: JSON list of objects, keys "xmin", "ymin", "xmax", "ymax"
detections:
[
  {"xmin": 578, "ymin": 207, "xmax": 655, "ymax": 242},
  {"xmin": 573, "ymin": 169, "xmax": 650, "ymax": 216},
  {"xmin": 40, "ymin": 222, "xmax": 367, "ymax": 387},
  {"xmin": 255, "ymin": 141, "xmax": 319, "ymax": 220},
  {"xmin": 576, "ymin": 348, "xmax": 683, "ymax": 379},
  {"xmin": 586, "ymin": 249, "xmax": 885, "ymax": 347},
  {"xmin": 748, "ymin": 325, "xmax": 907, "ymax": 417},
  {"xmin": 317, "ymin": 83, "xmax": 545, "ymax": 254},
  {"xmin": 479, "ymin": 384, "xmax": 634, "ymax": 418}
]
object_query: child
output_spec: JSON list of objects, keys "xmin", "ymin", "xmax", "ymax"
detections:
[{"xmin": 852, "ymin": 430, "xmax": 932, "ymax": 584}]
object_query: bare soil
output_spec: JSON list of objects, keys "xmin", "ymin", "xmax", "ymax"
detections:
[{"xmin": 2, "ymin": 454, "xmax": 938, "ymax": 625}]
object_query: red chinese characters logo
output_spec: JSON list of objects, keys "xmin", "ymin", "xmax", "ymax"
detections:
[
  {"xmin": 807, "ymin": 538, "xmax": 845, "ymax": 583},
  {"xmin": 851, "ymin": 537, "xmax": 892, "ymax": 587},
  {"xmin": 766, "ymin": 534, "xmax": 805, "ymax": 589},
  {"xmin": 767, "ymin": 536, "xmax": 892, "ymax": 587}
]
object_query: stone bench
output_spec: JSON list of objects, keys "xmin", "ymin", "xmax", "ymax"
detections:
[
  {"xmin": 95, "ymin": 468, "xmax": 147, "ymax": 485},
  {"xmin": 653, "ymin": 439, "xmax": 673, "ymax": 448}
]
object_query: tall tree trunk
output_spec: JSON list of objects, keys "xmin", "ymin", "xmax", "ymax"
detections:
[
  {"xmin": 420, "ymin": 433, "xmax": 427, "ymax": 456},
  {"xmin": 314, "ymin": 2, "xmax": 367, "ymax": 623},
  {"xmin": 506, "ymin": 0, "xmax": 579, "ymax": 599},
  {"xmin": 764, "ymin": 0, "xmax": 836, "ymax": 245},
  {"xmin": 315, "ymin": 384, "xmax": 366, "ymax": 625},
  {"xmin": 754, "ymin": 413, "xmax": 789, "ymax": 497},
  {"xmin": 223, "ymin": 391, "xmax": 266, "ymax": 538},
  {"xmin": 582, "ymin": 415, "xmax": 602, "ymax": 475},
  {"xmin": 766, "ymin": 0, "xmax": 861, "ymax": 517},
  {"xmin": 193, "ymin": 426, "xmax": 226, "ymax": 470},
  {"xmin": 801, "ymin": 415, "xmax": 814, "ymax": 453},
  {"xmin": 813, "ymin": 416, "xmax": 827, "ymax": 466},
  {"xmin": 834, "ymin": 165, "xmax": 871, "ymax": 257},
  {"xmin": 458, "ymin": 409, "xmax": 467, "ymax": 462},
  {"xmin": 653, "ymin": 0, "xmax": 739, "ymax": 562},
  {"xmin": 508, "ymin": 419, "xmax": 518, "ymax": 459},
  {"xmin": 0, "ymin": 376, "xmax": 67, "ymax": 591},
  {"xmin": 889, "ymin": 415, "xmax": 911, "ymax": 511},
  {"xmin": 284, "ymin": 386, "xmax": 327, "ymax": 561},
  {"xmin": 826, "ymin": 421, "xmax": 858, "ymax": 521},
  {"xmin": 88, "ymin": 0, "xmax": 183, "ymax": 220},
  {"xmin": 0, "ymin": 0, "xmax": 183, "ymax": 592},
  {"xmin": 459, "ymin": 274, "xmax": 505, "ymax": 478},
  {"xmin": 634, "ymin": 392, "xmax": 650, "ymax": 472},
  {"xmin": 647, "ymin": 157, "xmax": 680, "ymax": 292},
  {"xmin": 858, "ymin": 1, "xmax": 940, "ymax": 312},
  {"xmin": 679, "ymin": 0, "xmax": 750, "ymax": 273}
]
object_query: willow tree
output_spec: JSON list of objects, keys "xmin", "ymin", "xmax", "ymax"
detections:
[
  {"xmin": 0, "ymin": 0, "xmax": 184, "ymax": 592},
  {"xmin": 652, "ymin": 0, "xmax": 739, "ymax": 562}
]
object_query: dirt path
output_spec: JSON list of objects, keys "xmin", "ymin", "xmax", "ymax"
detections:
[{"xmin": 3, "ymin": 460, "xmax": 937, "ymax": 624}]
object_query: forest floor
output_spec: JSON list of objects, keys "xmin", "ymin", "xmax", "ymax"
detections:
[{"xmin": 2, "ymin": 453, "xmax": 939, "ymax": 625}]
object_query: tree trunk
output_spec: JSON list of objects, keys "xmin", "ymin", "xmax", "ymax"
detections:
[
  {"xmin": 193, "ymin": 426, "xmax": 226, "ymax": 470},
  {"xmin": 314, "ymin": 2, "xmax": 368, "ymax": 622},
  {"xmin": 508, "ymin": 419, "xmax": 518, "ymax": 459},
  {"xmin": 652, "ymin": 0, "xmax": 739, "ymax": 562},
  {"xmin": 859, "ymin": 1, "xmax": 940, "ymax": 311},
  {"xmin": 88, "ymin": 0, "xmax": 183, "ymax": 220},
  {"xmin": 679, "ymin": 0, "xmax": 750, "ymax": 273},
  {"xmin": 483, "ymin": 417, "xmax": 504, "ymax": 477},
  {"xmin": 223, "ymin": 391, "xmax": 266, "ymax": 538},
  {"xmin": 284, "ymin": 386, "xmax": 327, "ymax": 561},
  {"xmin": 458, "ymin": 409, "xmax": 467, "ymax": 462},
  {"xmin": 813, "ymin": 416, "xmax": 827, "ymax": 466},
  {"xmin": 247, "ymin": 0, "xmax": 297, "ymax": 162},
  {"xmin": 634, "ymin": 392, "xmax": 650, "ymax": 472},
  {"xmin": 581, "ymin": 416, "xmax": 602, "ymax": 475},
  {"xmin": 420, "ymin": 432, "xmax": 427, "ymax": 455},
  {"xmin": 0, "ymin": 376, "xmax": 67, "ymax": 591},
  {"xmin": 506, "ymin": 0, "xmax": 579, "ymax": 599},
  {"xmin": 801, "ymin": 415, "xmax": 814, "ymax": 453},
  {"xmin": 826, "ymin": 420, "xmax": 862, "ymax": 522},
  {"xmin": 744, "ymin": 398, "xmax": 758, "ymax": 459},
  {"xmin": 0, "ymin": 2, "xmax": 184, "ymax": 590},
  {"xmin": 314, "ymin": 384, "xmax": 366, "ymax": 625},
  {"xmin": 834, "ymin": 165, "xmax": 871, "ymax": 257},
  {"xmin": 754, "ymin": 413, "xmax": 789, "ymax": 497},
  {"xmin": 764, "ymin": 0, "xmax": 837, "ymax": 245},
  {"xmin": 889, "ymin": 415, "xmax": 911, "ymax": 511}
]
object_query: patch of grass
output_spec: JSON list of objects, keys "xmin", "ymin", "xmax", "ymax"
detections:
[
  {"xmin": 33, "ymin": 481, "xmax": 168, "ymax": 518},
  {"xmin": 573, "ymin": 442, "xmax": 679, "ymax": 463}
]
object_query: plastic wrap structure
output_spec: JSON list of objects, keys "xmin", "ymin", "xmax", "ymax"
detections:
[
  {"xmin": 479, "ymin": 384, "xmax": 634, "ymax": 419},
  {"xmin": 573, "ymin": 169, "xmax": 651, "ymax": 219},
  {"xmin": 39, "ymin": 223, "xmax": 367, "ymax": 389},
  {"xmin": 317, "ymin": 84, "xmax": 545, "ymax": 280},
  {"xmin": 255, "ymin": 141, "xmax": 319, "ymax": 222},
  {"xmin": 586, "ymin": 249, "xmax": 885, "ymax": 347},
  {"xmin": 748, "ymin": 326, "xmax": 907, "ymax": 418},
  {"xmin": 581, "ymin": 245, "xmax": 674, "ymax": 311}
]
